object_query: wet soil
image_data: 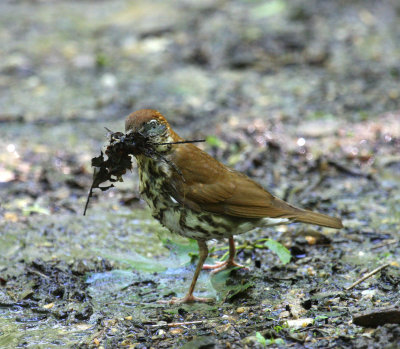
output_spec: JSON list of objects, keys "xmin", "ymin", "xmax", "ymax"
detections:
[{"xmin": 1, "ymin": 0, "xmax": 400, "ymax": 348}]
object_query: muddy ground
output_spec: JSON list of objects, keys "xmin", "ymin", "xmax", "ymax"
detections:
[{"xmin": 0, "ymin": 0, "xmax": 400, "ymax": 348}]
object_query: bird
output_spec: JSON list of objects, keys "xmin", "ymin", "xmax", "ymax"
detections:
[{"xmin": 125, "ymin": 109, "xmax": 343, "ymax": 304}]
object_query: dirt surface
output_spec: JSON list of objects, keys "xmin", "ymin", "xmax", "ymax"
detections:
[{"xmin": 1, "ymin": 0, "xmax": 400, "ymax": 348}]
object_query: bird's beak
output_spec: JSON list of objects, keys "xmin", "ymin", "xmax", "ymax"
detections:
[
  {"xmin": 124, "ymin": 141, "xmax": 141, "ymax": 155},
  {"xmin": 123, "ymin": 131, "xmax": 148, "ymax": 156}
]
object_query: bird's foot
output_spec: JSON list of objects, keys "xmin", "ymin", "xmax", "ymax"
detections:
[
  {"xmin": 203, "ymin": 260, "xmax": 248, "ymax": 274},
  {"xmin": 157, "ymin": 294, "xmax": 214, "ymax": 305}
]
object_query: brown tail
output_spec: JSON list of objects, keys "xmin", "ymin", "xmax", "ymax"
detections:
[{"xmin": 293, "ymin": 210, "xmax": 343, "ymax": 229}]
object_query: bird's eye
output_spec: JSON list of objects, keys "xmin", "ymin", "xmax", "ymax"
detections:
[{"xmin": 143, "ymin": 119, "xmax": 166, "ymax": 136}]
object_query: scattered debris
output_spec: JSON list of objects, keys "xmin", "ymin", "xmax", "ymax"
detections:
[{"xmin": 1, "ymin": 0, "xmax": 400, "ymax": 347}]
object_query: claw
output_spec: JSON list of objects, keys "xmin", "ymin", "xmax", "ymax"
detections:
[
  {"xmin": 203, "ymin": 237, "xmax": 248, "ymax": 274},
  {"xmin": 203, "ymin": 260, "xmax": 248, "ymax": 274},
  {"xmin": 157, "ymin": 295, "xmax": 214, "ymax": 304}
]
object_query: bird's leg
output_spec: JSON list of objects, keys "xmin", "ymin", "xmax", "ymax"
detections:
[
  {"xmin": 158, "ymin": 240, "xmax": 214, "ymax": 304},
  {"xmin": 203, "ymin": 237, "xmax": 248, "ymax": 274}
]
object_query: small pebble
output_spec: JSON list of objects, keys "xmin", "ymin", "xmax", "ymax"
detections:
[
  {"xmin": 43, "ymin": 302, "xmax": 54, "ymax": 309},
  {"xmin": 170, "ymin": 328, "xmax": 184, "ymax": 335},
  {"xmin": 236, "ymin": 307, "xmax": 245, "ymax": 314},
  {"xmin": 279, "ymin": 311, "xmax": 290, "ymax": 318},
  {"xmin": 307, "ymin": 267, "xmax": 316, "ymax": 276},
  {"xmin": 305, "ymin": 236, "xmax": 317, "ymax": 245}
]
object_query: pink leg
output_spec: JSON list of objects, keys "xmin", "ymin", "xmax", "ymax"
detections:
[
  {"xmin": 203, "ymin": 237, "xmax": 248, "ymax": 274},
  {"xmin": 158, "ymin": 240, "xmax": 214, "ymax": 304}
]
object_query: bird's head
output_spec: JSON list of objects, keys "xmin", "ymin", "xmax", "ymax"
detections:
[{"xmin": 125, "ymin": 109, "xmax": 181, "ymax": 155}]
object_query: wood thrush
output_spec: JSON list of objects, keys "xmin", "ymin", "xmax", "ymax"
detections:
[{"xmin": 125, "ymin": 109, "xmax": 343, "ymax": 304}]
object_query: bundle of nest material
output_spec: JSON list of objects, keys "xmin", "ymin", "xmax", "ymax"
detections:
[{"xmin": 83, "ymin": 129, "xmax": 144, "ymax": 215}]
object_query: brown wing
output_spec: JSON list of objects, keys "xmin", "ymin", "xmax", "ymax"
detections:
[
  {"xmin": 168, "ymin": 144, "xmax": 343, "ymax": 229},
  {"xmin": 168, "ymin": 143, "xmax": 301, "ymax": 219}
]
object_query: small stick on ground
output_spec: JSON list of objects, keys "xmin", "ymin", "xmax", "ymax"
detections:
[
  {"xmin": 27, "ymin": 267, "xmax": 50, "ymax": 279},
  {"xmin": 370, "ymin": 239, "xmax": 398, "ymax": 251},
  {"xmin": 327, "ymin": 160, "xmax": 374, "ymax": 180},
  {"xmin": 151, "ymin": 320, "xmax": 204, "ymax": 328},
  {"xmin": 345, "ymin": 263, "xmax": 390, "ymax": 291}
]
